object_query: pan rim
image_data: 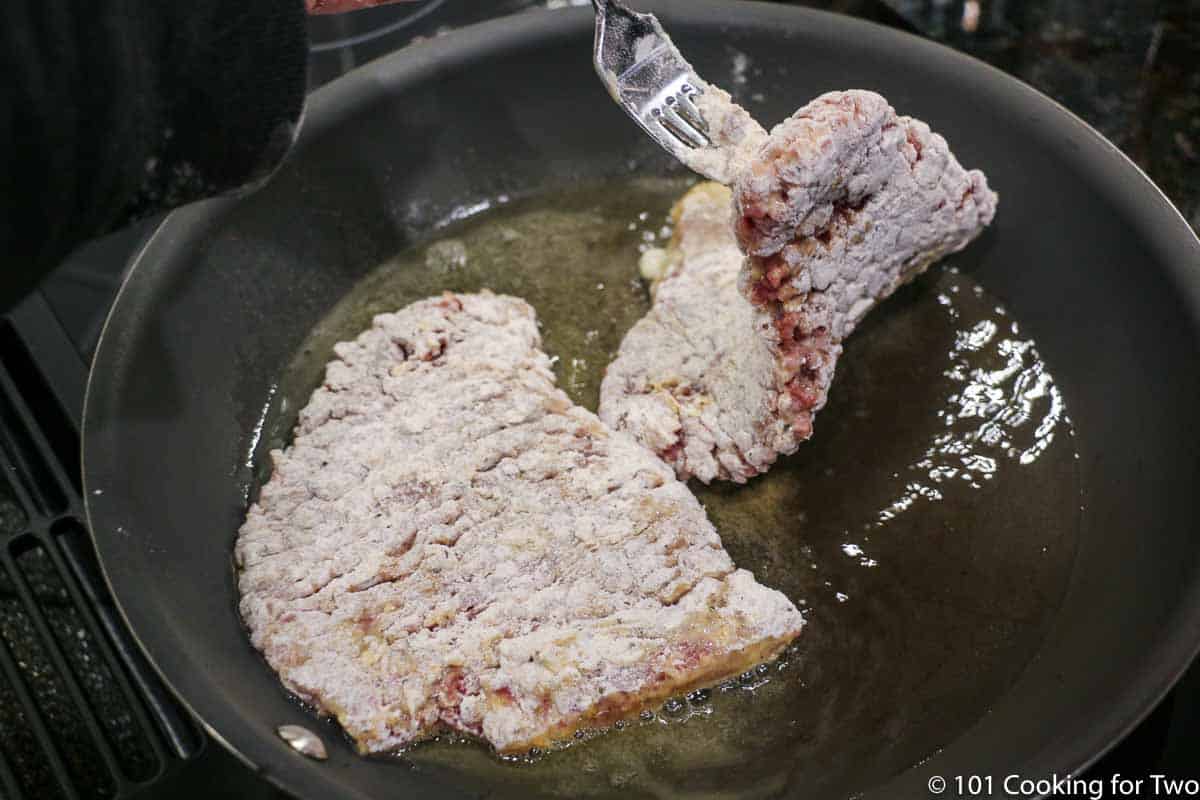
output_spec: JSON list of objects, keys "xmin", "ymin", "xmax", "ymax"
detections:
[{"xmin": 82, "ymin": 2, "xmax": 1200, "ymax": 798}]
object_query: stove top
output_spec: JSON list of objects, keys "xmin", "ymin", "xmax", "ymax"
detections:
[{"xmin": 11, "ymin": 1, "xmax": 1198, "ymax": 798}]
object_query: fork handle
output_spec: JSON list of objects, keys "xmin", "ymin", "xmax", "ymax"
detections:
[{"xmin": 592, "ymin": 0, "xmax": 608, "ymax": 10}]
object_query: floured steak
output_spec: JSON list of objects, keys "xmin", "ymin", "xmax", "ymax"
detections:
[
  {"xmin": 607, "ymin": 90, "xmax": 997, "ymax": 482},
  {"xmin": 600, "ymin": 183, "xmax": 792, "ymax": 484},
  {"xmin": 236, "ymin": 291, "xmax": 804, "ymax": 755},
  {"xmin": 735, "ymin": 90, "xmax": 998, "ymax": 439}
]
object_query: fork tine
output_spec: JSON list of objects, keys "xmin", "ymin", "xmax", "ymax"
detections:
[
  {"xmin": 672, "ymin": 89, "xmax": 709, "ymax": 134},
  {"xmin": 652, "ymin": 104, "xmax": 710, "ymax": 149},
  {"xmin": 593, "ymin": 0, "xmax": 729, "ymax": 164}
]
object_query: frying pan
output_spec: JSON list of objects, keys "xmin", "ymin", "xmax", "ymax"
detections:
[{"xmin": 82, "ymin": 2, "xmax": 1200, "ymax": 798}]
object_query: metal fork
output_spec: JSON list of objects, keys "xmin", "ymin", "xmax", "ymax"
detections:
[{"xmin": 591, "ymin": 0, "xmax": 714, "ymax": 160}]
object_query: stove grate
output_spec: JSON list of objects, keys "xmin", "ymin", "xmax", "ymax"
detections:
[{"xmin": 0, "ymin": 298, "xmax": 202, "ymax": 800}]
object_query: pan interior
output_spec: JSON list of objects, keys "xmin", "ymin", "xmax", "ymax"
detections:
[{"xmin": 250, "ymin": 176, "xmax": 1083, "ymax": 799}]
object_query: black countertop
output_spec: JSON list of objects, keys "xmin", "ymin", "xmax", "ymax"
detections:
[{"xmin": 886, "ymin": 0, "xmax": 1200, "ymax": 233}]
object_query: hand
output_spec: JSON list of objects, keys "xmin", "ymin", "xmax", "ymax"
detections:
[{"xmin": 307, "ymin": 0, "xmax": 421, "ymax": 15}]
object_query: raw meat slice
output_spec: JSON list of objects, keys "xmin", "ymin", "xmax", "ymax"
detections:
[
  {"xmin": 606, "ymin": 91, "xmax": 996, "ymax": 480},
  {"xmin": 735, "ymin": 91, "xmax": 998, "ymax": 432},
  {"xmin": 236, "ymin": 291, "xmax": 804, "ymax": 755},
  {"xmin": 600, "ymin": 183, "xmax": 794, "ymax": 484}
]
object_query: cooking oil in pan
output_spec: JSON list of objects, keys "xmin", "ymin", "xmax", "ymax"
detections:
[{"xmin": 269, "ymin": 178, "xmax": 1082, "ymax": 799}]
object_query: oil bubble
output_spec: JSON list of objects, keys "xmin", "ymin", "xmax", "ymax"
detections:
[{"xmin": 662, "ymin": 697, "xmax": 686, "ymax": 717}]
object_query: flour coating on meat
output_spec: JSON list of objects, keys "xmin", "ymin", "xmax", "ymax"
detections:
[
  {"xmin": 610, "ymin": 90, "xmax": 996, "ymax": 481},
  {"xmin": 600, "ymin": 184, "xmax": 793, "ymax": 484},
  {"xmin": 678, "ymin": 87, "xmax": 768, "ymax": 185},
  {"xmin": 735, "ymin": 90, "xmax": 997, "ymax": 434},
  {"xmin": 236, "ymin": 292, "xmax": 804, "ymax": 755}
]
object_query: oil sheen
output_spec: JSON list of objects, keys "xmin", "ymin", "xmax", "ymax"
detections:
[{"xmin": 266, "ymin": 178, "xmax": 1082, "ymax": 799}]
